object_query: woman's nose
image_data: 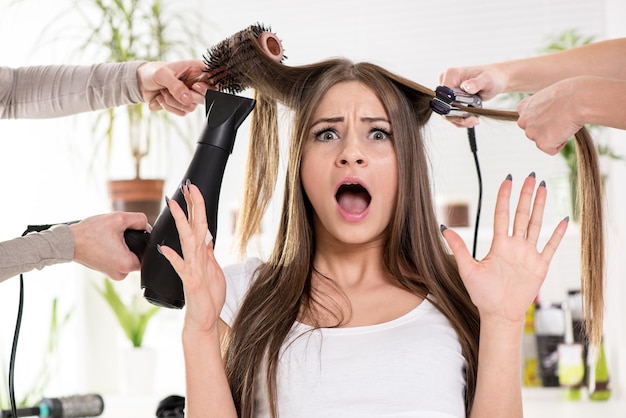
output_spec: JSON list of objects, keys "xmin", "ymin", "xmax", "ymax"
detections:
[{"xmin": 337, "ymin": 135, "xmax": 366, "ymax": 166}]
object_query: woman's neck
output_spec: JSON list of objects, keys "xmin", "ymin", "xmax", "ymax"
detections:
[{"xmin": 305, "ymin": 245, "xmax": 423, "ymax": 328}]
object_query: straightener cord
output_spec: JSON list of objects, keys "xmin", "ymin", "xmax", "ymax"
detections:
[{"xmin": 467, "ymin": 127, "xmax": 481, "ymax": 258}]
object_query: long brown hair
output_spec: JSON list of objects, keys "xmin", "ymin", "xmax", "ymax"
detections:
[{"xmin": 224, "ymin": 36, "xmax": 604, "ymax": 417}]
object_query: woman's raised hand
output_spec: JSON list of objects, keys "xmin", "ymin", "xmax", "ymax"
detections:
[
  {"xmin": 158, "ymin": 181, "xmax": 226, "ymax": 335},
  {"xmin": 441, "ymin": 173, "xmax": 568, "ymax": 324}
]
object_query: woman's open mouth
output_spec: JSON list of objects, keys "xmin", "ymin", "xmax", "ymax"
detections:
[{"xmin": 335, "ymin": 182, "xmax": 372, "ymax": 215}]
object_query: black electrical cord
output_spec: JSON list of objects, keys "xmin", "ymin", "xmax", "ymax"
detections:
[
  {"xmin": 467, "ymin": 127, "xmax": 482, "ymax": 259},
  {"xmin": 8, "ymin": 274, "xmax": 24, "ymax": 418},
  {"xmin": 8, "ymin": 227, "xmax": 32, "ymax": 418},
  {"xmin": 7, "ymin": 223, "xmax": 72, "ymax": 417}
]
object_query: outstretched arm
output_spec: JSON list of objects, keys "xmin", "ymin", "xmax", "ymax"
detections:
[
  {"xmin": 439, "ymin": 38, "xmax": 626, "ymax": 100},
  {"xmin": 0, "ymin": 61, "xmax": 210, "ymax": 119},
  {"xmin": 441, "ymin": 173, "xmax": 568, "ymax": 418},
  {"xmin": 158, "ymin": 182, "xmax": 237, "ymax": 418},
  {"xmin": 515, "ymin": 76, "xmax": 626, "ymax": 154},
  {"xmin": 0, "ymin": 211, "xmax": 150, "ymax": 282},
  {"xmin": 438, "ymin": 38, "xmax": 626, "ymax": 154}
]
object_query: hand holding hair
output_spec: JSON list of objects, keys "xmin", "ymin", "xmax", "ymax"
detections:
[
  {"xmin": 439, "ymin": 64, "xmax": 509, "ymax": 102},
  {"xmin": 437, "ymin": 64, "xmax": 510, "ymax": 128},
  {"xmin": 137, "ymin": 60, "xmax": 211, "ymax": 116},
  {"xmin": 516, "ymin": 76, "xmax": 607, "ymax": 155}
]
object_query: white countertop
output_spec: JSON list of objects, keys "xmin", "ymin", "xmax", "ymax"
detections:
[
  {"xmin": 100, "ymin": 395, "xmax": 162, "ymax": 418},
  {"xmin": 100, "ymin": 389, "xmax": 625, "ymax": 417},
  {"xmin": 522, "ymin": 388, "xmax": 624, "ymax": 417}
]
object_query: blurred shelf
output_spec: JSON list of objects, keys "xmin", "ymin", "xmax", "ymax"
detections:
[
  {"xmin": 523, "ymin": 388, "xmax": 623, "ymax": 417},
  {"xmin": 101, "ymin": 394, "xmax": 163, "ymax": 418}
]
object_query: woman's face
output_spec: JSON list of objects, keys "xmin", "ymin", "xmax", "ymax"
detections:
[{"xmin": 300, "ymin": 81, "xmax": 398, "ymax": 247}]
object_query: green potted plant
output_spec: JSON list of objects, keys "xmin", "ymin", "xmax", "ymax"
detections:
[
  {"xmin": 95, "ymin": 278, "xmax": 159, "ymax": 349},
  {"xmin": 40, "ymin": 0, "xmax": 208, "ymax": 224},
  {"xmin": 95, "ymin": 278, "xmax": 160, "ymax": 394},
  {"xmin": 498, "ymin": 29, "xmax": 623, "ymax": 221}
]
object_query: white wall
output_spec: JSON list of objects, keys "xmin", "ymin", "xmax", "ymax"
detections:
[
  {"xmin": 1, "ymin": 0, "xmax": 623, "ymax": 410},
  {"xmin": 600, "ymin": 0, "xmax": 626, "ymax": 404}
]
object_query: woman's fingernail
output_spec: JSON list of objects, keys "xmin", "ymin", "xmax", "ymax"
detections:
[
  {"xmin": 529, "ymin": 171, "xmax": 536, "ymax": 178},
  {"xmin": 440, "ymin": 224, "xmax": 448, "ymax": 233},
  {"xmin": 156, "ymin": 244, "xmax": 163, "ymax": 254},
  {"xmin": 165, "ymin": 195, "xmax": 170, "ymax": 205},
  {"xmin": 185, "ymin": 179, "xmax": 191, "ymax": 191},
  {"xmin": 539, "ymin": 180, "xmax": 546, "ymax": 188},
  {"xmin": 564, "ymin": 216, "xmax": 570, "ymax": 223},
  {"xmin": 506, "ymin": 174, "xmax": 513, "ymax": 181}
]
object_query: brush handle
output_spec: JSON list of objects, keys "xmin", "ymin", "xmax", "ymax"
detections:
[{"xmin": 257, "ymin": 31, "xmax": 284, "ymax": 62}]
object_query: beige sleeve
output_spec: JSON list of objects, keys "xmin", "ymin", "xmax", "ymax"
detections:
[
  {"xmin": 0, "ymin": 62, "xmax": 145, "ymax": 119},
  {"xmin": 0, "ymin": 224, "xmax": 75, "ymax": 282}
]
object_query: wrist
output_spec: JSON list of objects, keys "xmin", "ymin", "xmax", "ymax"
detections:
[
  {"xmin": 182, "ymin": 323, "xmax": 221, "ymax": 345},
  {"xmin": 479, "ymin": 314, "xmax": 524, "ymax": 343},
  {"xmin": 68, "ymin": 222, "xmax": 83, "ymax": 261},
  {"xmin": 498, "ymin": 57, "xmax": 550, "ymax": 94},
  {"xmin": 135, "ymin": 62, "xmax": 147, "ymax": 99},
  {"xmin": 574, "ymin": 75, "xmax": 611, "ymax": 127},
  {"xmin": 493, "ymin": 61, "xmax": 516, "ymax": 93}
]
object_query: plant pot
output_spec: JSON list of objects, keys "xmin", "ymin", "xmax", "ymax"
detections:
[
  {"xmin": 119, "ymin": 346, "xmax": 157, "ymax": 395},
  {"xmin": 107, "ymin": 179, "xmax": 164, "ymax": 226}
]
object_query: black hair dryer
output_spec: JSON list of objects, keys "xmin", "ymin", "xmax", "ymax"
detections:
[{"xmin": 138, "ymin": 90, "xmax": 256, "ymax": 308}]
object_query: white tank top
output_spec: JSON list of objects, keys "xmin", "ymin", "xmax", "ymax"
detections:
[{"xmin": 221, "ymin": 258, "xmax": 466, "ymax": 418}]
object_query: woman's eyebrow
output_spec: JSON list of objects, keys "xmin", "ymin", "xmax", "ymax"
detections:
[
  {"xmin": 311, "ymin": 116, "xmax": 343, "ymax": 126},
  {"xmin": 310, "ymin": 116, "xmax": 390, "ymax": 126},
  {"xmin": 362, "ymin": 117, "xmax": 390, "ymax": 123}
]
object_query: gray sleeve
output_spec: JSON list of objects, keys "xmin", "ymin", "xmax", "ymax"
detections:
[
  {"xmin": 0, "ymin": 62, "xmax": 145, "ymax": 119},
  {"xmin": 0, "ymin": 224, "xmax": 75, "ymax": 282}
]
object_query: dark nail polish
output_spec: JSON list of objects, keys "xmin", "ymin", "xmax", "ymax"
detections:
[
  {"xmin": 165, "ymin": 195, "xmax": 170, "ymax": 205},
  {"xmin": 185, "ymin": 179, "xmax": 191, "ymax": 188},
  {"xmin": 506, "ymin": 174, "xmax": 513, "ymax": 181},
  {"xmin": 564, "ymin": 216, "xmax": 570, "ymax": 223},
  {"xmin": 529, "ymin": 171, "xmax": 536, "ymax": 178},
  {"xmin": 440, "ymin": 224, "xmax": 447, "ymax": 233},
  {"xmin": 156, "ymin": 244, "xmax": 163, "ymax": 254},
  {"xmin": 539, "ymin": 180, "xmax": 546, "ymax": 188}
]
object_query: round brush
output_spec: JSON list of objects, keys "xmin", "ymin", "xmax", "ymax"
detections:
[{"xmin": 202, "ymin": 23, "xmax": 285, "ymax": 93}]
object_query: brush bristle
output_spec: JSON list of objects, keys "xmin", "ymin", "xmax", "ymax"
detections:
[{"xmin": 202, "ymin": 23, "xmax": 285, "ymax": 94}]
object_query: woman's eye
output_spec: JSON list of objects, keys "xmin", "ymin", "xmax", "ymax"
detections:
[
  {"xmin": 369, "ymin": 128, "xmax": 392, "ymax": 141},
  {"xmin": 314, "ymin": 128, "xmax": 339, "ymax": 141}
]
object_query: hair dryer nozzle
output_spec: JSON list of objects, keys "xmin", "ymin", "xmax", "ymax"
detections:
[{"xmin": 140, "ymin": 90, "xmax": 256, "ymax": 308}]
